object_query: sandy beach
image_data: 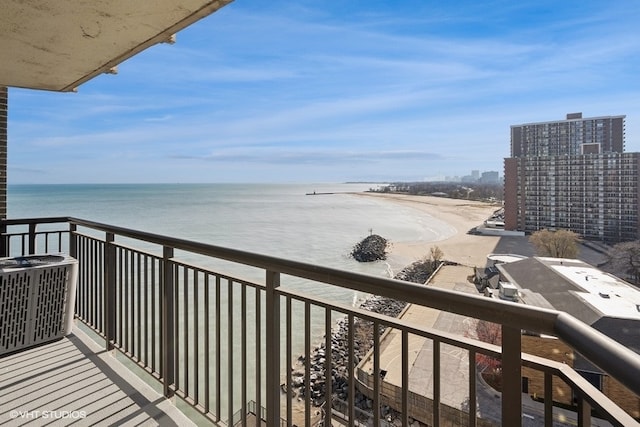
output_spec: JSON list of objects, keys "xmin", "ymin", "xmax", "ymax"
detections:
[
  {"xmin": 353, "ymin": 192, "xmax": 503, "ymax": 269},
  {"xmin": 288, "ymin": 193, "xmax": 505, "ymax": 425}
]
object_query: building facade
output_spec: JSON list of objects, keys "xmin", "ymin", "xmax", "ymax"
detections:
[
  {"xmin": 510, "ymin": 112, "xmax": 625, "ymax": 157},
  {"xmin": 504, "ymin": 113, "xmax": 640, "ymax": 243},
  {"xmin": 480, "ymin": 170, "xmax": 500, "ymax": 184}
]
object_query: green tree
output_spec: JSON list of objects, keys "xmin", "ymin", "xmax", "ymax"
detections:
[{"xmin": 529, "ymin": 229, "xmax": 580, "ymax": 258}]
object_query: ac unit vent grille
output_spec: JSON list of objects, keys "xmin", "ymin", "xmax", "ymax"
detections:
[
  {"xmin": 0, "ymin": 255, "xmax": 78, "ymax": 356},
  {"xmin": 0, "ymin": 272, "xmax": 31, "ymax": 350},
  {"xmin": 31, "ymin": 267, "xmax": 70, "ymax": 344}
]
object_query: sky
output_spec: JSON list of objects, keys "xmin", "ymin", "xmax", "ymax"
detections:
[{"xmin": 7, "ymin": 0, "xmax": 640, "ymax": 184}]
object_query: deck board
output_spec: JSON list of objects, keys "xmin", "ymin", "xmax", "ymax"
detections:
[{"xmin": 0, "ymin": 327, "xmax": 196, "ymax": 426}]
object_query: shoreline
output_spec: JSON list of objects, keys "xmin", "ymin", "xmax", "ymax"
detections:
[
  {"xmin": 352, "ymin": 192, "xmax": 502, "ymax": 268},
  {"xmin": 288, "ymin": 193, "xmax": 504, "ymax": 424}
]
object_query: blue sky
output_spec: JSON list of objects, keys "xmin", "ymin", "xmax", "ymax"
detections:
[{"xmin": 8, "ymin": 0, "xmax": 640, "ymax": 184}]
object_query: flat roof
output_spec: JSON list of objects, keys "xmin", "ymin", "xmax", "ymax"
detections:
[
  {"xmin": 0, "ymin": 0, "xmax": 232, "ymax": 92},
  {"xmin": 551, "ymin": 264, "xmax": 640, "ymax": 320},
  {"xmin": 487, "ymin": 253, "xmax": 528, "ymax": 264},
  {"xmin": 511, "ymin": 114, "xmax": 626, "ymax": 128}
]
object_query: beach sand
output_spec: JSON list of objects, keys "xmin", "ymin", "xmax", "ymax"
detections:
[
  {"xmin": 288, "ymin": 193, "xmax": 503, "ymax": 425},
  {"xmin": 353, "ymin": 192, "xmax": 502, "ymax": 269}
]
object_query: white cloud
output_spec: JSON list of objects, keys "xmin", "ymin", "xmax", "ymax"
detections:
[{"xmin": 7, "ymin": 1, "xmax": 640, "ymax": 183}]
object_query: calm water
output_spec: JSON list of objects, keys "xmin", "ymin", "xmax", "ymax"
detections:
[
  {"xmin": 8, "ymin": 183, "xmax": 452, "ymax": 284},
  {"xmin": 7, "ymin": 183, "xmax": 454, "ymax": 418}
]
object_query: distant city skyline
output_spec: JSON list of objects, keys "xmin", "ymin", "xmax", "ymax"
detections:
[{"xmin": 6, "ymin": 1, "xmax": 640, "ymax": 184}]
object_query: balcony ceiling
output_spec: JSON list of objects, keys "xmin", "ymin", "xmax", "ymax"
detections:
[{"xmin": 0, "ymin": 0, "xmax": 232, "ymax": 92}]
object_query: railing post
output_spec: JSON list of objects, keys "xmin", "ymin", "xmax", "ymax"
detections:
[
  {"xmin": 162, "ymin": 246, "xmax": 175, "ymax": 398},
  {"xmin": 265, "ymin": 269, "xmax": 281, "ymax": 426},
  {"xmin": 28, "ymin": 223, "xmax": 36, "ymax": 254},
  {"xmin": 544, "ymin": 372, "xmax": 553, "ymax": 427},
  {"xmin": 577, "ymin": 396, "xmax": 591, "ymax": 427},
  {"xmin": 104, "ymin": 232, "xmax": 116, "ymax": 351},
  {"xmin": 0, "ymin": 221, "xmax": 7, "ymax": 257},
  {"xmin": 69, "ymin": 223, "xmax": 78, "ymax": 318},
  {"xmin": 502, "ymin": 325, "xmax": 522, "ymax": 426},
  {"xmin": 69, "ymin": 223, "xmax": 77, "ymax": 259}
]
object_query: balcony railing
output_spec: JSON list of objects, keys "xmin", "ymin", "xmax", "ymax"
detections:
[{"xmin": 1, "ymin": 217, "xmax": 639, "ymax": 426}]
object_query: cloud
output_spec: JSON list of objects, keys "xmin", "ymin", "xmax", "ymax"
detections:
[
  {"xmin": 7, "ymin": 1, "xmax": 640, "ymax": 183},
  {"xmin": 172, "ymin": 148, "xmax": 443, "ymax": 165},
  {"xmin": 8, "ymin": 166, "xmax": 49, "ymax": 175}
]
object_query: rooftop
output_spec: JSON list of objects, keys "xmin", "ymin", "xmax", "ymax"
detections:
[
  {"xmin": 510, "ymin": 114, "xmax": 626, "ymax": 128},
  {"xmin": 550, "ymin": 261, "xmax": 640, "ymax": 320},
  {"xmin": 497, "ymin": 256, "xmax": 640, "ymax": 354}
]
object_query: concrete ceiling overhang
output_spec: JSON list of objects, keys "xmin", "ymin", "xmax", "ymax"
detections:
[{"xmin": 0, "ymin": 0, "xmax": 233, "ymax": 92}]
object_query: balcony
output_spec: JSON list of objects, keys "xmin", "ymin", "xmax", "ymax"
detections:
[{"xmin": 1, "ymin": 217, "xmax": 639, "ymax": 426}]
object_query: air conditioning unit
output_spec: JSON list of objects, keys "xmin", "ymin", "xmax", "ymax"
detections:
[{"xmin": 0, "ymin": 254, "xmax": 78, "ymax": 356}]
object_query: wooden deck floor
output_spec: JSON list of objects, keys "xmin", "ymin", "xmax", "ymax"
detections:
[{"xmin": 0, "ymin": 327, "xmax": 196, "ymax": 427}]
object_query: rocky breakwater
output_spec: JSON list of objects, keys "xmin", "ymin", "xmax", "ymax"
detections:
[
  {"xmin": 291, "ymin": 296, "xmax": 407, "ymax": 407},
  {"xmin": 350, "ymin": 234, "xmax": 388, "ymax": 262},
  {"xmin": 290, "ymin": 255, "xmax": 440, "ymax": 423},
  {"xmin": 394, "ymin": 258, "xmax": 439, "ymax": 284}
]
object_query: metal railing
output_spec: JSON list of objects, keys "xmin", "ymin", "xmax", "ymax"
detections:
[{"xmin": 2, "ymin": 217, "xmax": 639, "ymax": 426}]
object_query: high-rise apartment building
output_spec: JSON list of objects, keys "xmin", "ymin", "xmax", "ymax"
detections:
[
  {"xmin": 510, "ymin": 112, "xmax": 625, "ymax": 157},
  {"xmin": 504, "ymin": 113, "xmax": 640, "ymax": 243}
]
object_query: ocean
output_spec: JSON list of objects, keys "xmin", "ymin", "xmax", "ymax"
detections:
[
  {"xmin": 7, "ymin": 183, "xmax": 454, "ymax": 418},
  {"xmin": 8, "ymin": 183, "xmax": 452, "ymax": 290}
]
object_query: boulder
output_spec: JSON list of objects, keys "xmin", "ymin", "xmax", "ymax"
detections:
[{"xmin": 351, "ymin": 234, "xmax": 388, "ymax": 262}]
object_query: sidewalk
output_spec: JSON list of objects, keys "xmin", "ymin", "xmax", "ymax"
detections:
[{"xmin": 359, "ymin": 265, "xmax": 477, "ymax": 410}]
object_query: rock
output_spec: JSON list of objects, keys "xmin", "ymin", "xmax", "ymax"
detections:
[
  {"xmin": 351, "ymin": 234, "xmax": 388, "ymax": 262},
  {"xmin": 287, "ymin": 255, "xmax": 445, "ymax": 414},
  {"xmin": 393, "ymin": 259, "xmax": 439, "ymax": 284}
]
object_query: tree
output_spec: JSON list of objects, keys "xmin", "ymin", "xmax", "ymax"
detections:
[
  {"xmin": 430, "ymin": 245, "xmax": 444, "ymax": 268},
  {"xmin": 465, "ymin": 319, "xmax": 502, "ymax": 380},
  {"xmin": 529, "ymin": 229, "xmax": 580, "ymax": 258},
  {"xmin": 607, "ymin": 241, "xmax": 640, "ymax": 285}
]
